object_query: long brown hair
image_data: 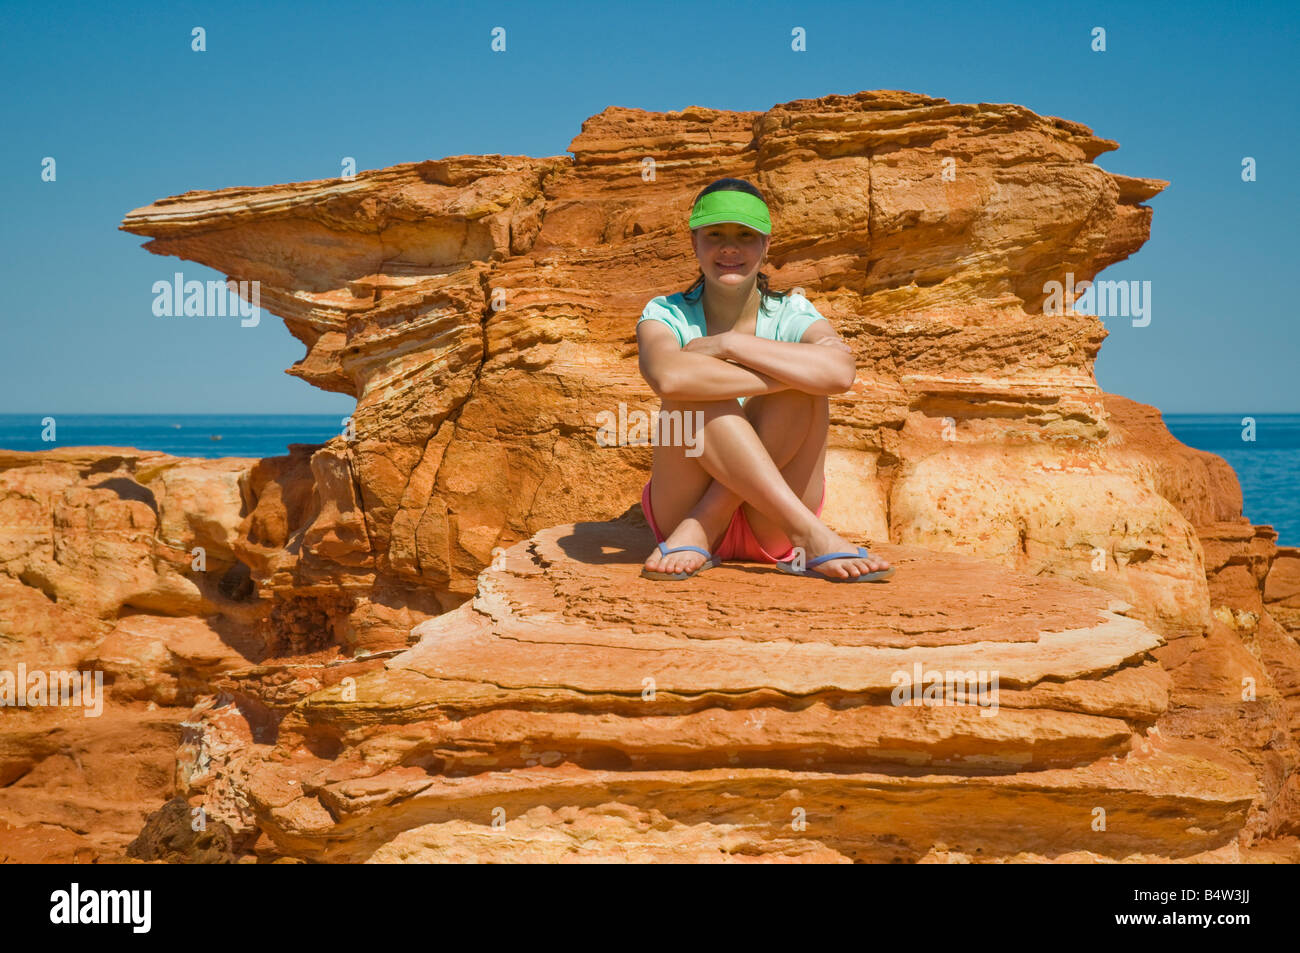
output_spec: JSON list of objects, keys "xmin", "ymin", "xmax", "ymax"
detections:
[{"xmin": 681, "ymin": 178, "xmax": 789, "ymax": 312}]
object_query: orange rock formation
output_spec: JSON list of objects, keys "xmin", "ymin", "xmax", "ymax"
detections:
[{"xmin": 1, "ymin": 90, "xmax": 1297, "ymax": 862}]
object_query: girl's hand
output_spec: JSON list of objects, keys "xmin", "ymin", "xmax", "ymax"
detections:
[{"xmin": 682, "ymin": 332, "xmax": 733, "ymax": 360}]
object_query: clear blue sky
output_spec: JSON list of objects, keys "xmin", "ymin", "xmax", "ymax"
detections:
[{"xmin": 1, "ymin": 0, "xmax": 1295, "ymax": 414}]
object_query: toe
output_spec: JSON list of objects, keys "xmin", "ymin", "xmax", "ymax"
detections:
[{"xmin": 666, "ymin": 553, "xmax": 701, "ymax": 574}]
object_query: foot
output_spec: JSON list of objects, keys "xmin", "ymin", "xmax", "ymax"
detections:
[
  {"xmin": 644, "ymin": 517, "xmax": 717, "ymax": 576},
  {"xmin": 787, "ymin": 522, "xmax": 891, "ymax": 579}
]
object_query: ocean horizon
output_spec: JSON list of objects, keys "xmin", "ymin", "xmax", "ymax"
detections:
[
  {"xmin": 2, "ymin": 412, "xmax": 1297, "ymax": 547},
  {"xmin": 0, "ymin": 413, "xmax": 347, "ymax": 460}
]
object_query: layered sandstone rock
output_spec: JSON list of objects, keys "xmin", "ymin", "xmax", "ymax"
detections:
[
  {"xmin": 115, "ymin": 90, "xmax": 1172, "ymax": 605},
  {"xmin": 0, "ymin": 447, "xmax": 434, "ymax": 859},
  {"xmin": 207, "ymin": 521, "xmax": 1260, "ymax": 863},
  {"xmin": 1, "ymin": 90, "xmax": 1298, "ymax": 861}
]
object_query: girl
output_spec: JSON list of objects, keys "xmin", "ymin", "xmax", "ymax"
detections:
[{"xmin": 636, "ymin": 177, "xmax": 894, "ymax": 583}]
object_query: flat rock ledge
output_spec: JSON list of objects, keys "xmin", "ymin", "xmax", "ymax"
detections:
[{"xmin": 198, "ymin": 516, "xmax": 1256, "ymax": 863}]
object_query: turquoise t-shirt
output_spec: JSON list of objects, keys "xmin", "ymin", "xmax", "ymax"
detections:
[{"xmin": 636, "ymin": 290, "xmax": 830, "ymax": 405}]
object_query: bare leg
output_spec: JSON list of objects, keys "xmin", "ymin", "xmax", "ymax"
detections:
[
  {"xmin": 644, "ymin": 392, "xmax": 815, "ymax": 574},
  {"xmin": 643, "ymin": 392, "xmax": 890, "ymax": 577}
]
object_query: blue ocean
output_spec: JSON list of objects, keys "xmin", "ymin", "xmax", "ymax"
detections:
[
  {"xmin": 1, "ymin": 413, "xmax": 1295, "ymax": 547},
  {"xmin": 1161, "ymin": 414, "xmax": 1299, "ymax": 548},
  {"xmin": 0, "ymin": 414, "xmax": 347, "ymax": 461}
]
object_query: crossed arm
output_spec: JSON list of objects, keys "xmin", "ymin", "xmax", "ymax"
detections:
[{"xmin": 637, "ymin": 318, "xmax": 856, "ymax": 402}]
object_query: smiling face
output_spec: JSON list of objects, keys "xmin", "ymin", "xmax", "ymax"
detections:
[{"xmin": 691, "ymin": 219, "xmax": 770, "ymax": 289}]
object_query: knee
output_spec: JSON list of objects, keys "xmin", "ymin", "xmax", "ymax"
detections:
[
  {"xmin": 749, "ymin": 389, "xmax": 817, "ymax": 432},
  {"xmin": 764, "ymin": 389, "xmax": 814, "ymax": 407},
  {"xmin": 810, "ymin": 393, "xmax": 829, "ymax": 426},
  {"xmin": 787, "ymin": 391, "xmax": 828, "ymax": 427},
  {"xmin": 660, "ymin": 396, "xmax": 745, "ymax": 421}
]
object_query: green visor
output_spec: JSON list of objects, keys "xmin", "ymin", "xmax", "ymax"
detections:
[{"xmin": 689, "ymin": 190, "xmax": 772, "ymax": 235}]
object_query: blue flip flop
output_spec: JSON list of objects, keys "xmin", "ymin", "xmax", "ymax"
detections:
[
  {"xmin": 641, "ymin": 542, "xmax": 721, "ymax": 580},
  {"xmin": 776, "ymin": 545, "xmax": 895, "ymax": 582}
]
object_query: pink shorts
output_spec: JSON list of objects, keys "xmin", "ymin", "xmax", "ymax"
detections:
[{"xmin": 641, "ymin": 478, "xmax": 826, "ymax": 564}]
